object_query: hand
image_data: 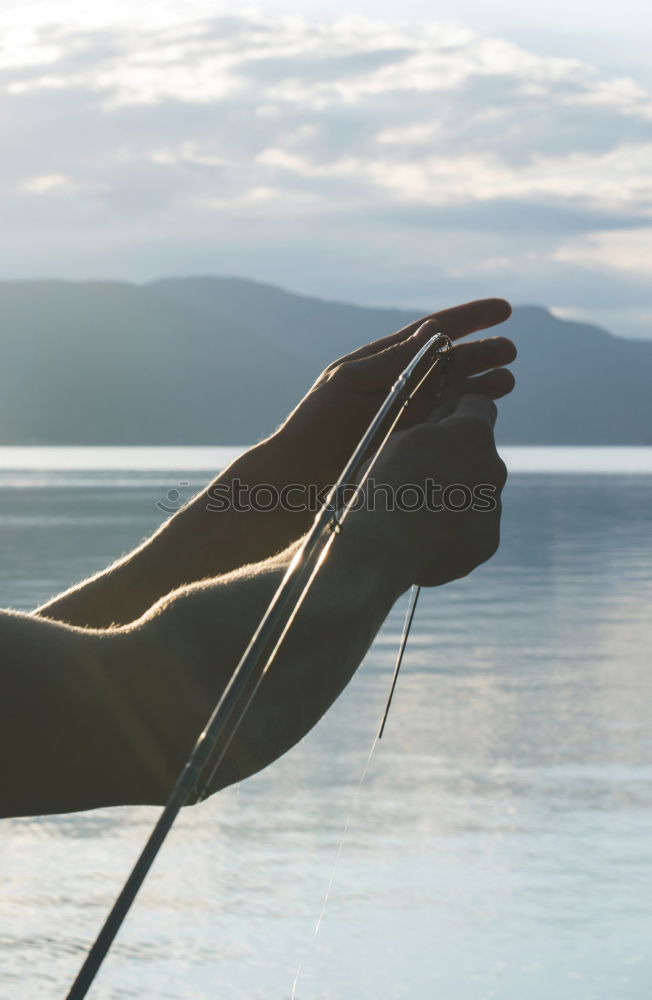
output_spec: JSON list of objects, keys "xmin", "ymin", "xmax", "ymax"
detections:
[
  {"xmin": 271, "ymin": 298, "xmax": 515, "ymax": 493},
  {"xmin": 360, "ymin": 394, "xmax": 507, "ymax": 590},
  {"xmin": 195, "ymin": 298, "xmax": 515, "ymax": 574}
]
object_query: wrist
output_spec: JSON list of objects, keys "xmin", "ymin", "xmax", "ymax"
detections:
[{"xmin": 335, "ymin": 505, "xmax": 416, "ymax": 604}]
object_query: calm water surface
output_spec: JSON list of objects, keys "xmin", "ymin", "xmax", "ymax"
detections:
[{"xmin": 0, "ymin": 447, "xmax": 651, "ymax": 1000}]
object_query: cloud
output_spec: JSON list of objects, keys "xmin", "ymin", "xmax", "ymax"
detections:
[
  {"xmin": 0, "ymin": 9, "xmax": 651, "ymax": 336},
  {"xmin": 20, "ymin": 173, "xmax": 70, "ymax": 193},
  {"xmin": 554, "ymin": 228, "xmax": 652, "ymax": 277}
]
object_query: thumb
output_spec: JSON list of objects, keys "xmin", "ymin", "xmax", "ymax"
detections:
[
  {"xmin": 450, "ymin": 392, "xmax": 498, "ymax": 429},
  {"xmin": 337, "ymin": 319, "xmax": 441, "ymax": 393}
]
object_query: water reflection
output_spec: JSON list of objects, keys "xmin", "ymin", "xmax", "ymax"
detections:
[{"xmin": 0, "ymin": 459, "xmax": 651, "ymax": 999}]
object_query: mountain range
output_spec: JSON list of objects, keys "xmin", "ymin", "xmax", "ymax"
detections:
[{"xmin": 1, "ymin": 275, "xmax": 650, "ymax": 445}]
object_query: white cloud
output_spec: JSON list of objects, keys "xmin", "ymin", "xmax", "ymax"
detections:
[
  {"xmin": 0, "ymin": 9, "xmax": 651, "ymax": 335},
  {"xmin": 20, "ymin": 174, "xmax": 71, "ymax": 193},
  {"xmin": 376, "ymin": 122, "xmax": 442, "ymax": 145},
  {"xmin": 0, "ymin": 25, "xmax": 61, "ymax": 70},
  {"xmin": 553, "ymin": 228, "xmax": 652, "ymax": 277},
  {"xmin": 255, "ymin": 143, "xmax": 652, "ymax": 214},
  {"xmin": 565, "ymin": 76, "xmax": 652, "ymax": 120},
  {"xmin": 0, "ymin": 16, "xmax": 591, "ymax": 109}
]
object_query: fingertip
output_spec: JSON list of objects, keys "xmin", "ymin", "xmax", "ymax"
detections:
[
  {"xmin": 491, "ymin": 368, "xmax": 516, "ymax": 398},
  {"xmin": 491, "ymin": 298, "xmax": 512, "ymax": 321},
  {"xmin": 487, "ymin": 335, "xmax": 517, "ymax": 363}
]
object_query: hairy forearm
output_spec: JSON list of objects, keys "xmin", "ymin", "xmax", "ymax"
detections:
[
  {"xmin": 1, "ymin": 512, "xmax": 406, "ymax": 817},
  {"xmin": 36, "ymin": 436, "xmax": 314, "ymax": 630}
]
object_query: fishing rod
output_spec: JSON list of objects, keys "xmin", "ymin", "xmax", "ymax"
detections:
[{"xmin": 65, "ymin": 324, "xmax": 454, "ymax": 999}]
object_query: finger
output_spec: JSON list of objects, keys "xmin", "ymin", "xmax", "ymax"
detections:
[
  {"xmin": 447, "ymin": 393, "xmax": 498, "ymax": 429},
  {"xmin": 329, "ymin": 297, "xmax": 512, "ymax": 368},
  {"xmin": 433, "ymin": 298, "xmax": 511, "ymax": 341},
  {"xmin": 328, "ymin": 316, "xmax": 440, "ymax": 368},
  {"xmin": 335, "ymin": 319, "xmax": 440, "ymax": 393},
  {"xmin": 425, "ymin": 372, "xmax": 513, "ymax": 422},
  {"xmin": 407, "ymin": 335, "xmax": 515, "ymax": 420},
  {"xmin": 451, "ymin": 368, "xmax": 516, "ymax": 401},
  {"xmin": 445, "ymin": 336, "xmax": 516, "ymax": 381}
]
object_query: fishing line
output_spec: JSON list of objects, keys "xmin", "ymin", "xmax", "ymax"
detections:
[
  {"xmin": 289, "ymin": 585, "xmax": 421, "ymax": 998},
  {"xmin": 290, "ymin": 728, "xmax": 380, "ymax": 1000},
  {"xmin": 378, "ymin": 584, "xmax": 421, "ymax": 739}
]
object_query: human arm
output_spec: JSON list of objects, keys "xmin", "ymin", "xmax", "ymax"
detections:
[
  {"xmin": 3, "ymin": 506, "xmax": 414, "ymax": 818},
  {"xmin": 2, "ymin": 395, "xmax": 506, "ymax": 818},
  {"xmin": 36, "ymin": 300, "xmax": 515, "ymax": 629}
]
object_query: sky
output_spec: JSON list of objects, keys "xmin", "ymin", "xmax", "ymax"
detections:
[{"xmin": 1, "ymin": 0, "xmax": 651, "ymax": 338}]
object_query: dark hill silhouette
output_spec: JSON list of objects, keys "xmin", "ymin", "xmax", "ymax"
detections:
[
  {"xmin": 0, "ymin": 280, "xmax": 312, "ymax": 444},
  {"xmin": 151, "ymin": 276, "xmax": 652, "ymax": 445},
  {"xmin": 148, "ymin": 275, "xmax": 413, "ymax": 367},
  {"xmin": 0, "ymin": 276, "xmax": 650, "ymax": 444}
]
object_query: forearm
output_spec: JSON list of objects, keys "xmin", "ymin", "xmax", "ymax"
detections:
[
  {"xmin": 1, "ymin": 511, "xmax": 407, "ymax": 817},
  {"xmin": 36, "ymin": 435, "xmax": 314, "ymax": 629},
  {"xmin": 136, "ymin": 518, "xmax": 404, "ymax": 799}
]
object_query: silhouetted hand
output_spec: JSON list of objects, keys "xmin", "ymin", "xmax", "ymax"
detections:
[
  {"xmin": 272, "ymin": 298, "xmax": 515, "ymax": 492},
  {"xmin": 191, "ymin": 298, "xmax": 516, "ymax": 575},
  {"xmin": 365, "ymin": 393, "xmax": 507, "ymax": 589}
]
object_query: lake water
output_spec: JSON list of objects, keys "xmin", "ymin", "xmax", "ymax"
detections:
[{"xmin": 1, "ymin": 447, "xmax": 651, "ymax": 1000}]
